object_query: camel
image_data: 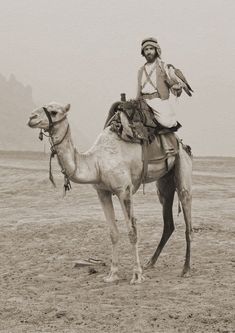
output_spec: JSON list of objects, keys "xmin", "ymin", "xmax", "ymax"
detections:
[{"xmin": 27, "ymin": 102, "xmax": 193, "ymax": 284}]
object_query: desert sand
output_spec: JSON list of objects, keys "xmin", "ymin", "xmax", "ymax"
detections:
[{"xmin": 0, "ymin": 151, "xmax": 234, "ymax": 333}]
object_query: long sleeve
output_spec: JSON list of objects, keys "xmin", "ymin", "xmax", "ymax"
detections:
[{"xmin": 136, "ymin": 67, "xmax": 144, "ymax": 99}]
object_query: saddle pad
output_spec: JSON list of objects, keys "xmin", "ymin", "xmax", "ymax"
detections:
[{"xmin": 144, "ymin": 133, "xmax": 179, "ymax": 163}]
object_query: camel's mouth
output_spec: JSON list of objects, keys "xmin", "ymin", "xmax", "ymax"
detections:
[{"xmin": 28, "ymin": 120, "xmax": 42, "ymax": 128}]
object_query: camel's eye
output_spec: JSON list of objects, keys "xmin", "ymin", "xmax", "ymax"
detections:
[{"xmin": 51, "ymin": 111, "xmax": 57, "ymax": 117}]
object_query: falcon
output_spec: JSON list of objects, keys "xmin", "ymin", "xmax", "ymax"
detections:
[{"xmin": 167, "ymin": 64, "xmax": 194, "ymax": 97}]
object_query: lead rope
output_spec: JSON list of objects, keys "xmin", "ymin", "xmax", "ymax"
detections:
[
  {"xmin": 50, "ymin": 126, "xmax": 72, "ymax": 196},
  {"xmin": 61, "ymin": 147, "xmax": 78, "ymax": 196},
  {"xmin": 49, "ymin": 148, "xmax": 56, "ymax": 187},
  {"xmin": 38, "ymin": 129, "xmax": 57, "ymax": 186},
  {"xmin": 38, "ymin": 123, "xmax": 72, "ymax": 195},
  {"xmin": 63, "ymin": 147, "xmax": 78, "ymax": 196},
  {"xmin": 39, "ymin": 129, "xmax": 43, "ymax": 141},
  {"xmin": 62, "ymin": 170, "xmax": 72, "ymax": 197}
]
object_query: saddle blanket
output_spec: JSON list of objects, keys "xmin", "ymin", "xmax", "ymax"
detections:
[{"xmin": 144, "ymin": 132, "xmax": 179, "ymax": 163}]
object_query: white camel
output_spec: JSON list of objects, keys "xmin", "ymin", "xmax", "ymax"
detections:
[{"xmin": 28, "ymin": 102, "xmax": 193, "ymax": 284}]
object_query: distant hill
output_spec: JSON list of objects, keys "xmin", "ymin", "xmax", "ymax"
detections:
[
  {"xmin": 0, "ymin": 73, "xmax": 43, "ymax": 151},
  {"xmin": 0, "ymin": 74, "xmax": 90, "ymax": 152}
]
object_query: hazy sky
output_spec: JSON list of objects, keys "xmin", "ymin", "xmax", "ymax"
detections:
[{"xmin": 1, "ymin": 0, "xmax": 235, "ymax": 156}]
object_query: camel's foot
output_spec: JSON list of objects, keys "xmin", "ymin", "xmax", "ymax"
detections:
[
  {"xmin": 181, "ymin": 266, "xmax": 191, "ymax": 278},
  {"xmin": 143, "ymin": 258, "xmax": 155, "ymax": 270},
  {"xmin": 103, "ymin": 272, "xmax": 120, "ymax": 283},
  {"xmin": 130, "ymin": 271, "xmax": 145, "ymax": 285}
]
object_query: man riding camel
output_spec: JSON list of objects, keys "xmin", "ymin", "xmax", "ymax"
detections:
[
  {"xmin": 104, "ymin": 37, "xmax": 193, "ymax": 130},
  {"xmin": 137, "ymin": 37, "xmax": 193, "ymax": 131}
]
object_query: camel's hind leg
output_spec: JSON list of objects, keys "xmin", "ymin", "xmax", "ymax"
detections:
[
  {"xmin": 145, "ymin": 169, "xmax": 176, "ymax": 269},
  {"xmin": 97, "ymin": 189, "xmax": 120, "ymax": 282},
  {"xmin": 118, "ymin": 185, "xmax": 145, "ymax": 284},
  {"xmin": 175, "ymin": 144, "xmax": 193, "ymax": 277}
]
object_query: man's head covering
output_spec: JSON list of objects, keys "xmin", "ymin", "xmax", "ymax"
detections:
[{"xmin": 141, "ymin": 37, "xmax": 162, "ymax": 57}]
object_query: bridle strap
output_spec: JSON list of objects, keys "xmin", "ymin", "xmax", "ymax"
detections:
[
  {"xmin": 43, "ymin": 107, "xmax": 67, "ymax": 132},
  {"xmin": 43, "ymin": 107, "xmax": 53, "ymax": 131},
  {"xmin": 50, "ymin": 124, "xmax": 70, "ymax": 151},
  {"xmin": 41, "ymin": 106, "xmax": 72, "ymax": 193}
]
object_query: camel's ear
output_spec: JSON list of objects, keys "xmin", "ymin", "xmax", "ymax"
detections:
[{"xmin": 64, "ymin": 104, "xmax": 71, "ymax": 113}]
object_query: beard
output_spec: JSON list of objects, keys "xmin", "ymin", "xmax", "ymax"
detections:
[
  {"xmin": 145, "ymin": 53, "xmax": 157, "ymax": 63},
  {"xmin": 144, "ymin": 49, "xmax": 158, "ymax": 63}
]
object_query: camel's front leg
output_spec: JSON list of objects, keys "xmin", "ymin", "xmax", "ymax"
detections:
[
  {"xmin": 119, "ymin": 185, "xmax": 145, "ymax": 284},
  {"xmin": 97, "ymin": 189, "xmax": 120, "ymax": 282}
]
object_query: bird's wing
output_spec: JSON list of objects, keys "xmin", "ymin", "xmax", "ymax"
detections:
[
  {"xmin": 167, "ymin": 66, "xmax": 179, "ymax": 83},
  {"xmin": 174, "ymin": 68, "xmax": 193, "ymax": 92}
]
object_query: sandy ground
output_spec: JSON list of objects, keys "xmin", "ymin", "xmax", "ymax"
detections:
[{"xmin": 0, "ymin": 151, "xmax": 234, "ymax": 333}]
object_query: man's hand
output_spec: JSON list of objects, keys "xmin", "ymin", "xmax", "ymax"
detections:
[{"xmin": 171, "ymin": 83, "xmax": 182, "ymax": 97}]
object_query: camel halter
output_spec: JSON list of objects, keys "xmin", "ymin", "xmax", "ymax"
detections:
[{"xmin": 39, "ymin": 107, "xmax": 72, "ymax": 195}]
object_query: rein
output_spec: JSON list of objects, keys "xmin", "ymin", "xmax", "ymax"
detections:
[{"xmin": 39, "ymin": 107, "xmax": 72, "ymax": 195}]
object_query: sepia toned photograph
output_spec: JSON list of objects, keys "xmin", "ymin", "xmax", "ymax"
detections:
[{"xmin": 0, "ymin": 1, "xmax": 234, "ymax": 332}]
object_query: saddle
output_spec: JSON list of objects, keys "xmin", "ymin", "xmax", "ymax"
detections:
[
  {"xmin": 108, "ymin": 99, "xmax": 181, "ymax": 182},
  {"xmin": 110, "ymin": 99, "xmax": 180, "ymax": 139},
  {"xmin": 110, "ymin": 99, "xmax": 158, "ymax": 142},
  {"xmin": 109, "ymin": 99, "xmax": 179, "ymax": 153}
]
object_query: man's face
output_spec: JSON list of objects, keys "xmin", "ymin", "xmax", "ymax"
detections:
[{"xmin": 143, "ymin": 45, "xmax": 158, "ymax": 63}]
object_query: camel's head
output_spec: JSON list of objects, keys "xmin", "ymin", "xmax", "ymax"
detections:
[{"xmin": 27, "ymin": 102, "xmax": 70, "ymax": 130}]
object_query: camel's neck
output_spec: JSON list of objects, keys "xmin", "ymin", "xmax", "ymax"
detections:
[{"xmin": 50, "ymin": 123, "xmax": 98, "ymax": 184}]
